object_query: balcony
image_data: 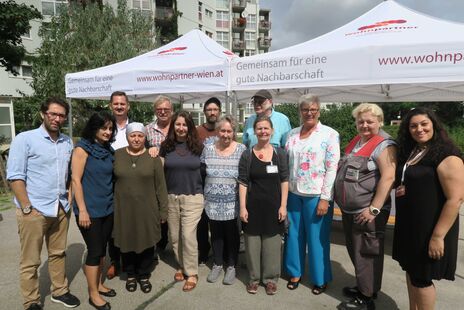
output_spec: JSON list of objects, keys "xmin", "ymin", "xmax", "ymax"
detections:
[
  {"xmin": 258, "ymin": 37, "xmax": 272, "ymax": 49},
  {"xmin": 155, "ymin": 7, "xmax": 174, "ymax": 21},
  {"xmin": 232, "ymin": 39, "xmax": 245, "ymax": 51},
  {"xmin": 259, "ymin": 20, "xmax": 271, "ymax": 32},
  {"xmin": 232, "ymin": 17, "xmax": 246, "ymax": 31},
  {"xmin": 232, "ymin": 0, "xmax": 246, "ymax": 11}
]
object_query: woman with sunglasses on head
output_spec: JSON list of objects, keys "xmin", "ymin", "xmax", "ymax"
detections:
[
  {"xmin": 160, "ymin": 111, "xmax": 205, "ymax": 292},
  {"xmin": 72, "ymin": 111, "xmax": 116, "ymax": 310},
  {"xmin": 283, "ymin": 94, "xmax": 340, "ymax": 295},
  {"xmin": 393, "ymin": 108, "xmax": 463, "ymax": 310}
]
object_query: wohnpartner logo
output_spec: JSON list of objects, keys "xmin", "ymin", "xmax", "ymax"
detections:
[
  {"xmin": 345, "ymin": 19, "xmax": 417, "ymax": 36},
  {"xmin": 154, "ymin": 46, "xmax": 188, "ymax": 56}
]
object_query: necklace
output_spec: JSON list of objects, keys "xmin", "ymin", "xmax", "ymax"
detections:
[
  {"xmin": 129, "ymin": 154, "xmax": 141, "ymax": 168},
  {"xmin": 254, "ymin": 145, "xmax": 270, "ymax": 160}
]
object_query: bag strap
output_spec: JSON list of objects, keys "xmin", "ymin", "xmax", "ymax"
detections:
[{"xmin": 345, "ymin": 135, "xmax": 385, "ymax": 157}]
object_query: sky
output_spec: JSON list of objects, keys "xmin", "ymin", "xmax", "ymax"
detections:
[{"xmin": 261, "ymin": 0, "xmax": 464, "ymax": 51}]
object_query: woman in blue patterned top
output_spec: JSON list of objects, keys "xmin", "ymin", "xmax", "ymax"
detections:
[
  {"xmin": 201, "ymin": 116, "xmax": 246, "ymax": 285},
  {"xmin": 72, "ymin": 111, "xmax": 116, "ymax": 310}
]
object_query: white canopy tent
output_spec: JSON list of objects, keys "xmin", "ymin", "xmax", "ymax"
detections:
[
  {"xmin": 231, "ymin": 0, "xmax": 464, "ymax": 103},
  {"xmin": 65, "ymin": 29, "xmax": 235, "ymax": 103}
]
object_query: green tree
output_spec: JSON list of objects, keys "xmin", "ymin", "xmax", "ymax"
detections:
[
  {"xmin": 16, "ymin": 0, "xmax": 156, "ymax": 135},
  {"xmin": 320, "ymin": 103, "xmax": 357, "ymax": 148},
  {"xmin": 0, "ymin": 0, "xmax": 41, "ymax": 75},
  {"xmin": 274, "ymin": 103, "xmax": 300, "ymax": 128}
]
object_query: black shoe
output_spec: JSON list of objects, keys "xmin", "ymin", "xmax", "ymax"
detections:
[
  {"xmin": 343, "ymin": 286, "xmax": 378, "ymax": 299},
  {"xmin": 337, "ymin": 296, "xmax": 375, "ymax": 310},
  {"xmin": 98, "ymin": 289, "xmax": 116, "ymax": 297},
  {"xmin": 26, "ymin": 304, "xmax": 42, "ymax": 310},
  {"xmin": 51, "ymin": 292, "xmax": 80, "ymax": 308},
  {"xmin": 89, "ymin": 298, "xmax": 111, "ymax": 310}
]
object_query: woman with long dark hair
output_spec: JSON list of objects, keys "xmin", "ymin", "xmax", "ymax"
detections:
[
  {"xmin": 72, "ymin": 111, "xmax": 116, "ymax": 310},
  {"xmin": 160, "ymin": 111, "xmax": 204, "ymax": 292},
  {"xmin": 393, "ymin": 108, "xmax": 463, "ymax": 310}
]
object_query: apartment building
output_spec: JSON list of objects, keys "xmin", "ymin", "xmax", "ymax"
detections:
[{"xmin": 0, "ymin": 0, "xmax": 272, "ymax": 138}]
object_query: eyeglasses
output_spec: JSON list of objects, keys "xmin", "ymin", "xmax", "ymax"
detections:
[
  {"xmin": 156, "ymin": 108, "xmax": 171, "ymax": 113},
  {"xmin": 301, "ymin": 108, "xmax": 319, "ymax": 114},
  {"xmin": 252, "ymin": 97, "xmax": 267, "ymax": 106},
  {"xmin": 45, "ymin": 111, "xmax": 67, "ymax": 120}
]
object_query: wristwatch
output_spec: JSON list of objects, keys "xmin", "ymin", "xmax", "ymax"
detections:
[
  {"xmin": 21, "ymin": 205, "xmax": 33, "ymax": 215},
  {"xmin": 369, "ymin": 205, "xmax": 380, "ymax": 216}
]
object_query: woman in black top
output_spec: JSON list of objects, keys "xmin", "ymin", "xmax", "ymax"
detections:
[
  {"xmin": 238, "ymin": 115, "xmax": 289, "ymax": 295},
  {"xmin": 394, "ymin": 108, "xmax": 464, "ymax": 309}
]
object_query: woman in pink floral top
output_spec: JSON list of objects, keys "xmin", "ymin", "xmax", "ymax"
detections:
[{"xmin": 283, "ymin": 94, "xmax": 340, "ymax": 295}]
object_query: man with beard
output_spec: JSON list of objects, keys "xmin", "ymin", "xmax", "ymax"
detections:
[
  {"xmin": 242, "ymin": 89, "xmax": 291, "ymax": 149},
  {"xmin": 7, "ymin": 98, "xmax": 80, "ymax": 310},
  {"xmin": 196, "ymin": 97, "xmax": 222, "ymax": 265},
  {"xmin": 106, "ymin": 91, "xmax": 131, "ymax": 279}
]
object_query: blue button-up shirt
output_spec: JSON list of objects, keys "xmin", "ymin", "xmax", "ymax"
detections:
[
  {"xmin": 7, "ymin": 125, "xmax": 73, "ymax": 217},
  {"xmin": 242, "ymin": 109, "xmax": 292, "ymax": 148}
]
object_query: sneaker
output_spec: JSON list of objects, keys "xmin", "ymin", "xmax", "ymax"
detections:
[
  {"xmin": 343, "ymin": 286, "xmax": 378, "ymax": 299},
  {"xmin": 26, "ymin": 304, "xmax": 42, "ymax": 310},
  {"xmin": 246, "ymin": 282, "xmax": 259, "ymax": 294},
  {"xmin": 265, "ymin": 282, "xmax": 277, "ymax": 295},
  {"xmin": 337, "ymin": 296, "xmax": 375, "ymax": 310},
  {"xmin": 207, "ymin": 264, "xmax": 223, "ymax": 283},
  {"xmin": 51, "ymin": 292, "xmax": 80, "ymax": 308},
  {"xmin": 223, "ymin": 266, "xmax": 236, "ymax": 285}
]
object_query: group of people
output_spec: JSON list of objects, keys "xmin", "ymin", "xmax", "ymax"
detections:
[{"xmin": 6, "ymin": 90, "xmax": 463, "ymax": 310}]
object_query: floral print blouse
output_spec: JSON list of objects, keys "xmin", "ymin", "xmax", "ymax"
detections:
[{"xmin": 285, "ymin": 122, "xmax": 340, "ymax": 201}]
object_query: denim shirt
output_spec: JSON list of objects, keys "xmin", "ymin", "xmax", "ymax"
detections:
[
  {"xmin": 7, "ymin": 125, "xmax": 73, "ymax": 217},
  {"xmin": 242, "ymin": 109, "xmax": 291, "ymax": 148}
]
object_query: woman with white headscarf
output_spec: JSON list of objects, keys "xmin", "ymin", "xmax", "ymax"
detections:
[{"xmin": 113, "ymin": 122, "xmax": 168, "ymax": 294}]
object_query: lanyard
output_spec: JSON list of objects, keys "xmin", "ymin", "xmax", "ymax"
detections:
[{"xmin": 401, "ymin": 147, "xmax": 427, "ymax": 184}]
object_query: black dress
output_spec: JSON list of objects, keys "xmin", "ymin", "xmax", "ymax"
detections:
[
  {"xmin": 393, "ymin": 145, "xmax": 460, "ymax": 281},
  {"xmin": 243, "ymin": 151, "xmax": 285, "ymax": 236}
]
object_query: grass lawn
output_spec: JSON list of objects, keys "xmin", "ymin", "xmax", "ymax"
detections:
[{"xmin": 0, "ymin": 192, "xmax": 14, "ymax": 211}]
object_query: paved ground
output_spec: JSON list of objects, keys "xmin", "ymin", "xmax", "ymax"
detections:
[{"xmin": 0, "ymin": 205, "xmax": 462, "ymax": 310}]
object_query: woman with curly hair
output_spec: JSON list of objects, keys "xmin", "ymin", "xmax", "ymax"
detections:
[
  {"xmin": 160, "ymin": 111, "xmax": 205, "ymax": 292},
  {"xmin": 393, "ymin": 107, "xmax": 464, "ymax": 310}
]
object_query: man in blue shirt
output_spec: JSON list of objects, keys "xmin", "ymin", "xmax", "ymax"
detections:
[
  {"xmin": 242, "ymin": 89, "xmax": 291, "ymax": 148},
  {"xmin": 7, "ymin": 98, "xmax": 80, "ymax": 310}
]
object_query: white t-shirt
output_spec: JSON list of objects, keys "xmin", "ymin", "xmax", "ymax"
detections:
[{"xmin": 111, "ymin": 119, "xmax": 129, "ymax": 150}]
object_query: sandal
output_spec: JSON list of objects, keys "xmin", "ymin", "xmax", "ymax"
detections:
[
  {"xmin": 287, "ymin": 277, "xmax": 301, "ymax": 290},
  {"xmin": 311, "ymin": 284, "xmax": 327, "ymax": 295},
  {"xmin": 138, "ymin": 278, "xmax": 152, "ymax": 293},
  {"xmin": 125, "ymin": 278, "xmax": 137, "ymax": 292},
  {"xmin": 182, "ymin": 275, "xmax": 198, "ymax": 292},
  {"xmin": 174, "ymin": 271, "xmax": 185, "ymax": 282}
]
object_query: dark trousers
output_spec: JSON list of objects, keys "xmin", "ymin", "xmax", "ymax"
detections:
[
  {"xmin": 77, "ymin": 213, "xmax": 113, "ymax": 266},
  {"xmin": 209, "ymin": 218, "xmax": 240, "ymax": 267},
  {"xmin": 121, "ymin": 247, "xmax": 155, "ymax": 279},
  {"xmin": 341, "ymin": 208, "xmax": 390, "ymax": 297},
  {"xmin": 197, "ymin": 210, "xmax": 211, "ymax": 262},
  {"xmin": 156, "ymin": 222, "xmax": 169, "ymax": 251},
  {"xmin": 108, "ymin": 238, "xmax": 120, "ymax": 267}
]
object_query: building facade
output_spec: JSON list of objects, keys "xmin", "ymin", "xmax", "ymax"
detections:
[{"xmin": 0, "ymin": 0, "xmax": 272, "ymax": 137}]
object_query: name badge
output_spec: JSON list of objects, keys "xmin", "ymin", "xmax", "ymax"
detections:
[
  {"xmin": 345, "ymin": 168, "xmax": 359, "ymax": 181},
  {"xmin": 266, "ymin": 165, "xmax": 278, "ymax": 174}
]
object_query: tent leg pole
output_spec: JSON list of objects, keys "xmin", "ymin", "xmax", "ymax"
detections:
[{"xmin": 67, "ymin": 98, "xmax": 73, "ymax": 139}]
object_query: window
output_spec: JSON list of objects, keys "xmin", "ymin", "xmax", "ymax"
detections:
[
  {"xmin": 205, "ymin": 9, "xmax": 213, "ymax": 18},
  {"xmin": 216, "ymin": 11, "xmax": 229, "ymax": 28},
  {"xmin": 21, "ymin": 28, "xmax": 31, "ymax": 39},
  {"xmin": 41, "ymin": 1, "xmax": 67, "ymax": 16},
  {"xmin": 246, "ymin": 14, "xmax": 256, "ymax": 30},
  {"xmin": 133, "ymin": 0, "xmax": 152, "ymax": 16},
  {"xmin": 205, "ymin": 30, "xmax": 213, "ymax": 38},
  {"xmin": 198, "ymin": 2, "xmax": 203, "ymax": 21},
  {"xmin": 244, "ymin": 49, "xmax": 256, "ymax": 56},
  {"xmin": 216, "ymin": 0, "xmax": 229, "ymax": 9},
  {"xmin": 0, "ymin": 104, "xmax": 13, "ymax": 143},
  {"xmin": 216, "ymin": 31, "xmax": 229, "ymax": 48},
  {"xmin": 245, "ymin": 32, "xmax": 255, "ymax": 49},
  {"xmin": 11, "ymin": 65, "xmax": 33, "ymax": 78}
]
